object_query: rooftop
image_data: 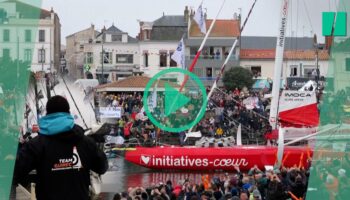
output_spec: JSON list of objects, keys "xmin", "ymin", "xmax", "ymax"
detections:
[
  {"xmin": 241, "ymin": 36, "xmax": 316, "ymax": 50},
  {"xmin": 152, "ymin": 15, "xmax": 187, "ymax": 27},
  {"xmin": 240, "ymin": 49, "xmax": 329, "ymax": 60},
  {"xmin": 189, "ymin": 19, "xmax": 240, "ymax": 38}
]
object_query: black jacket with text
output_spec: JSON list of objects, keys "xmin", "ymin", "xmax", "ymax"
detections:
[{"xmin": 14, "ymin": 123, "xmax": 108, "ymax": 200}]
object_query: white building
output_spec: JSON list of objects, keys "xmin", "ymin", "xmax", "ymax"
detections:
[
  {"xmin": 138, "ymin": 8, "xmax": 189, "ymax": 80},
  {"xmin": 0, "ymin": 1, "xmax": 61, "ymax": 73},
  {"xmin": 239, "ymin": 36, "xmax": 330, "ymax": 89},
  {"xmin": 240, "ymin": 36, "xmax": 330, "ymax": 79},
  {"xmin": 185, "ymin": 18, "xmax": 241, "ymax": 86},
  {"xmin": 84, "ymin": 25, "xmax": 142, "ymax": 83}
]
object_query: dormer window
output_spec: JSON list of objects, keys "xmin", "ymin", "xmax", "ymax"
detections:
[{"xmin": 112, "ymin": 34, "xmax": 122, "ymax": 42}]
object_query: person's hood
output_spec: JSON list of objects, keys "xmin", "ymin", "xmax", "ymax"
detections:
[{"xmin": 39, "ymin": 112, "xmax": 75, "ymax": 136}]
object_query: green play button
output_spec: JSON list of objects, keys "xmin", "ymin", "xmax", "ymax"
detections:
[
  {"xmin": 143, "ymin": 68, "xmax": 207, "ymax": 133},
  {"xmin": 164, "ymin": 83, "xmax": 190, "ymax": 116}
]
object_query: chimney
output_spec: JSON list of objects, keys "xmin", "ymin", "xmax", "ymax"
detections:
[
  {"xmin": 233, "ymin": 12, "xmax": 237, "ymax": 20},
  {"xmin": 190, "ymin": 9, "xmax": 195, "ymax": 20},
  {"xmin": 325, "ymin": 36, "xmax": 334, "ymax": 50},
  {"xmin": 184, "ymin": 6, "xmax": 189, "ymax": 22}
]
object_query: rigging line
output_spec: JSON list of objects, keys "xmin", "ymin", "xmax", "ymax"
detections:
[
  {"xmin": 301, "ymin": 0, "xmax": 314, "ymax": 34},
  {"xmin": 60, "ymin": 75, "xmax": 89, "ymax": 129}
]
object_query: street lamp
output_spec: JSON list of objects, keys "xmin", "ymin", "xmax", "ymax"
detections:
[{"xmin": 101, "ymin": 29, "xmax": 106, "ymax": 84}]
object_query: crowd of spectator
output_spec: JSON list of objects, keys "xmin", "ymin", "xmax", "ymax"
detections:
[
  {"xmin": 99, "ymin": 87, "xmax": 274, "ymax": 146},
  {"xmin": 195, "ymin": 87, "xmax": 271, "ymax": 141},
  {"xmin": 111, "ymin": 165, "xmax": 317, "ymax": 200}
]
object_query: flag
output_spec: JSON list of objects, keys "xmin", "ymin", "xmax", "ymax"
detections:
[
  {"xmin": 151, "ymin": 86, "xmax": 157, "ymax": 109},
  {"xmin": 171, "ymin": 38, "xmax": 185, "ymax": 69},
  {"xmin": 194, "ymin": 3, "xmax": 207, "ymax": 34}
]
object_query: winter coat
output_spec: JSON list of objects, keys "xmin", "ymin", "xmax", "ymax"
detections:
[{"xmin": 14, "ymin": 112, "xmax": 108, "ymax": 200}]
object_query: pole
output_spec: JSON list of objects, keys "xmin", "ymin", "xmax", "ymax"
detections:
[
  {"xmin": 101, "ymin": 31, "xmax": 105, "ymax": 84},
  {"xmin": 61, "ymin": 75, "xmax": 89, "ymax": 129},
  {"xmin": 180, "ymin": 0, "xmax": 226, "ymax": 90},
  {"xmin": 33, "ymin": 74, "xmax": 40, "ymax": 121},
  {"xmin": 269, "ymin": 0, "xmax": 290, "ymax": 130},
  {"xmin": 45, "ymin": 73, "xmax": 51, "ymax": 99},
  {"xmin": 41, "ymin": 46, "xmax": 44, "ymax": 72},
  {"xmin": 316, "ymin": 49, "xmax": 319, "ymax": 90}
]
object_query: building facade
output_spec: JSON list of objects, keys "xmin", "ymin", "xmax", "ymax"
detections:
[
  {"xmin": 138, "ymin": 8, "xmax": 189, "ymax": 80},
  {"xmin": 65, "ymin": 24, "xmax": 98, "ymax": 79},
  {"xmin": 0, "ymin": 1, "xmax": 61, "ymax": 73},
  {"xmin": 84, "ymin": 25, "xmax": 141, "ymax": 83},
  {"xmin": 185, "ymin": 18, "xmax": 241, "ymax": 86},
  {"xmin": 240, "ymin": 36, "xmax": 330, "ymax": 79}
]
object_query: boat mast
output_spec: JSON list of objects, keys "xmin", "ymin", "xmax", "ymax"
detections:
[
  {"xmin": 269, "ymin": 0, "xmax": 289, "ymax": 168},
  {"xmin": 269, "ymin": 0, "xmax": 289, "ymax": 130}
]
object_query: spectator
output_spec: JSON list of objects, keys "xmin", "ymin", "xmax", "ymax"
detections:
[{"xmin": 14, "ymin": 96, "xmax": 108, "ymax": 200}]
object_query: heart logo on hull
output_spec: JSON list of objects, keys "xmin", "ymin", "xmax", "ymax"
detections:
[{"xmin": 141, "ymin": 155, "xmax": 151, "ymax": 165}]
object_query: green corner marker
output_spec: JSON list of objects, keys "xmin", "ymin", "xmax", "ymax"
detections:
[
  {"xmin": 164, "ymin": 83, "xmax": 190, "ymax": 116},
  {"xmin": 307, "ymin": 1, "xmax": 350, "ymax": 199},
  {"xmin": 0, "ymin": 0, "xmax": 42, "ymax": 199},
  {"xmin": 143, "ymin": 68, "xmax": 207, "ymax": 133}
]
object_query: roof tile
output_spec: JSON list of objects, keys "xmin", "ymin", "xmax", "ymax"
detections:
[
  {"xmin": 189, "ymin": 19, "xmax": 240, "ymax": 37},
  {"xmin": 240, "ymin": 49, "xmax": 329, "ymax": 60}
]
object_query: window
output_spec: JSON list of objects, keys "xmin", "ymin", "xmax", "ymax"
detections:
[
  {"xmin": 3, "ymin": 29, "xmax": 9, "ymax": 42},
  {"xmin": 190, "ymin": 47, "xmax": 198, "ymax": 57},
  {"xmin": 169, "ymin": 51, "xmax": 177, "ymax": 67},
  {"xmin": 346, "ymin": 58, "xmax": 350, "ymax": 71},
  {"xmin": 290, "ymin": 65, "xmax": 298, "ymax": 77},
  {"xmin": 24, "ymin": 49, "xmax": 32, "ymax": 62},
  {"xmin": 38, "ymin": 49, "xmax": 45, "ymax": 63},
  {"xmin": 144, "ymin": 53, "xmax": 149, "ymax": 67},
  {"xmin": 206, "ymin": 68, "xmax": 213, "ymax": 78},
  {"xmin": 143, "ymin": 31, "xmax": 148, "ymax": 40},
  {"xmin": 25, "ymin": 30, "xmax": 31, "ymax": 42},
  {"xmin": 112, "ymin": 34, "xmax": 122, "ymax": 42},
  {"xmin": 251, "ymin": 66, "xmax": 261, "ymax": 77},
  {"xmin": 3, "ymin": 48, "xmax": 10, "ymax": 59},
  {"xmin": 159, "ymin": 52, "xmax": 167, "ymax": 67},
  {"xmin": 101, "ymin": 51, "xmax": 112, "ymax": 64},
  {"xmin": 86, "ymin": 52, "xmax": 93, "ymax": 64},
  {"xmin": 303, "ymin": 65, "xmax": 316, "ymax": 78},
  {"xmin": 39, "ymin": 30, "xmax": 45, "ymax": 42},
  {"xmin": 116, "ymin": 54, "xmax": 133, "ymax": 64},
  {"xmin": 79, "ymin": 44, "xmax": 84, "ymax": 51}
]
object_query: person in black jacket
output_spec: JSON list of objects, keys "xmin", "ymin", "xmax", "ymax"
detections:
[{"xmin": 14, "ymin": 95, "xmax": 108, "ymax": 200}]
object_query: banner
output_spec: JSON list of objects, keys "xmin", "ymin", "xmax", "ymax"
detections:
[
  {"xmin": 279, "ymin": 90, "xmax": 319, "ymax": 127},
  {"xmin": 286, "ymin": 77, "xmax": 334, "ymax": 90},
  {"xmin": 99, "ymin": 107, "xmax": 122, "ymax": 118},
  {"xmin": 243, "ymin": 96, "xmax": 259, "ymax": 110}
]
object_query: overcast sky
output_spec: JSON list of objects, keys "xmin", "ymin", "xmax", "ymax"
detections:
[{"xmin": 39, "ymin": 0, "xmax": 339, "ymax": 44}]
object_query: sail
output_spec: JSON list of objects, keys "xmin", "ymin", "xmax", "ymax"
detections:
[{"xmin": 278, "ymin": 90, "xmax": 319, "ymax": 127}]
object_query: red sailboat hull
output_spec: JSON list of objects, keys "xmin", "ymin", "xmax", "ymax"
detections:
[{"xmin": 125, "ymin": 146, "xmax": 312, "ymax": 171}]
